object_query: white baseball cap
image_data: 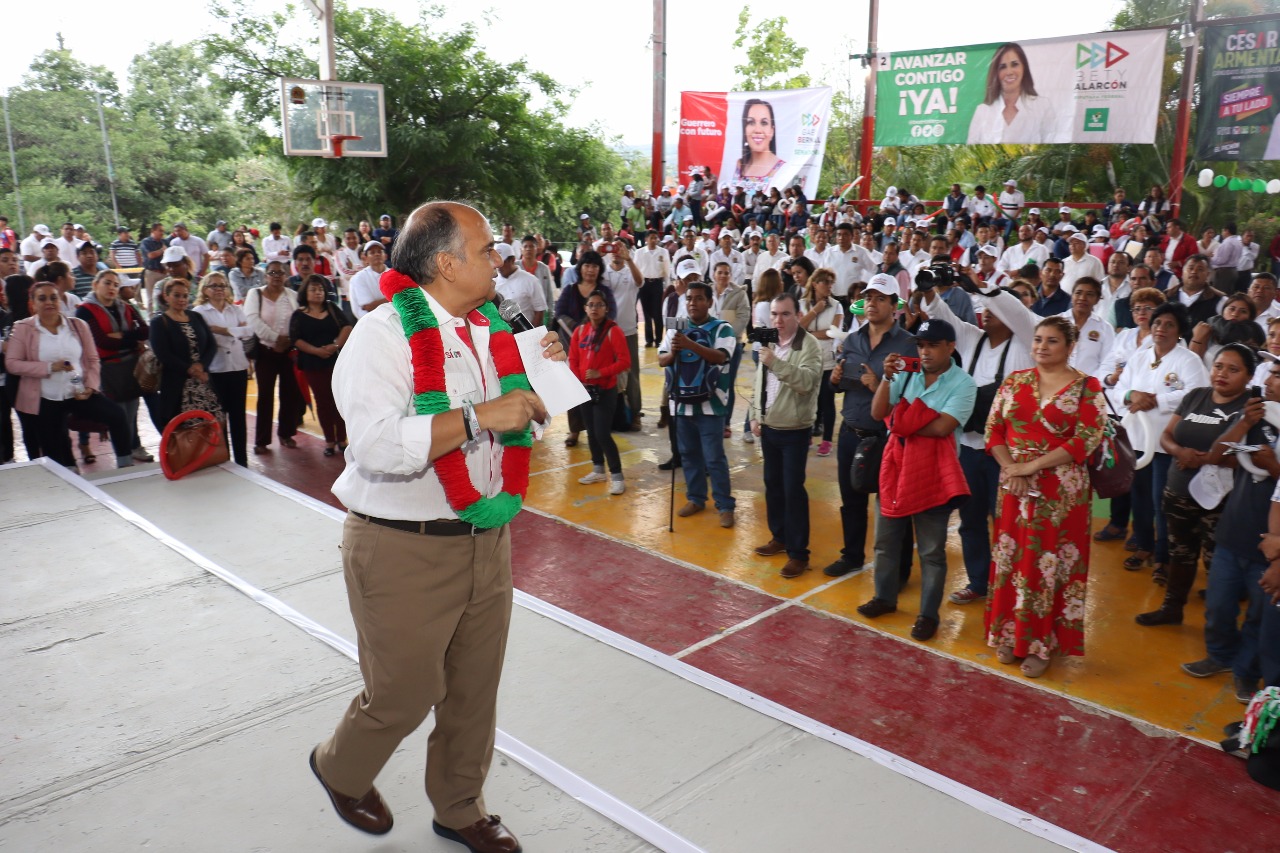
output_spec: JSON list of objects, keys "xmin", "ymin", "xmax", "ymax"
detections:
[
  {"xmin": 363, "ymin": 240, "xmax": 384, "ymax": 252},
  {"xmin": 1004, "ymin": 179, "xmax": 1017, "ymax": 187},
  {"xmin": 1069, "ymin": 231, "xmax": 1089, "ymax": 243},
  {"xmin": 161, "ymin": 246, "xmax": 189, "ymax": 263},
  {"xmin": 864, "ymin": 273, "xmax": 900, "ymax": 298},
  {"xmin": 1059, "ymin": 206, "xmax": 1073, "ymax": 214},
  {"xmin": 580, "ymin": 213, "xmax": 590, "ymax": 220},
  {"xmin": 675, "ymin": 259, "xmax": 702, "ymax": 279},
  {"xmin": 661, "ymin": 235, "xmax": 675, "ymax": 243},
  {"xmin": 1028, "ymin": 207, "xmax": 1041, "ymax": 215},
  {"xmin": 34, "ymin": 224, "xmax": 51, "ymax": 236},
  {"xmin": 311, "ymin": 218, "xmax": 327, "ymax": 228},
  {"xmin": 494, "ymin": 242, "xmax": 516, "ymax": 262},
  {"xmin": 1092, "ymin": 224, "xmax": 1110, "ymax": 236},
  {"xmin": 886, "ymin": 185, "xmax": 898, "ymax": 196},
  {"xmin": 624, "ymin": 184, "xmax": 634, "ymax": 192},
  {"xmin": 1037, "ymin": 226, "xmax": 1051, "ymax": 235},
  {"xmin": 978, "ymin": 244, "xmax": 1000, "ymax": 258}
]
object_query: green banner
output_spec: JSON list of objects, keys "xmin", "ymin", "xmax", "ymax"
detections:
[
  {"xmin": 1195, "ymin": 22, "xmax": 1280, "ymax": 161},
  {"xmin": 874, "ymin": 30, "xmax": 1167, "ymax": 147}
]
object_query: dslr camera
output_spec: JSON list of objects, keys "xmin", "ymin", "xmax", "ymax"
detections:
[
  {"xmin": 748, "ymin": 327, "xmax": 779, "ymax": 345},
  {"xmin": 914, "ymin": 262, "xmax": 956, "ymax": 291},
  {"xmin": 663, "ymin": 316, "xmax": 689, "ymax": 332}
]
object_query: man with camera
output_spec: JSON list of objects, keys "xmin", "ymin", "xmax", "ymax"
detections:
[
  {"xmin": 856, "ymin": 318, "xmax": 976, "ymax": 641},
  {"xmin": 750, "ymin": 293, "xmax": 823, "ymax": 578},
  {"xmin": 915, "ymin": 255, "xmax": 977, "ymax": 326},
  {"xmin": 658, "ymin": 275, "xmax": 737, "ymax": 527},
  {"xmin": 826, "ymin": 274, "xmax": 918, "ymax": 577}
]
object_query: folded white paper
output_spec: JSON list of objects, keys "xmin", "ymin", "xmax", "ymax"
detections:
[{"xmin": 515, "ymin": 328, "xmax": 590, "ymax": 418}]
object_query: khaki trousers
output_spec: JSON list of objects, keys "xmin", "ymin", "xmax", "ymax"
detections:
[{"xmin": 315, "ymin": 514, "xmax": 512, "ymax": 829}]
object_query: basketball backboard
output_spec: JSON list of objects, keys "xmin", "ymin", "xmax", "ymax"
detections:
[{"xmin": 279, "ymin": 78, "xmax": 387, "ymax": 158}]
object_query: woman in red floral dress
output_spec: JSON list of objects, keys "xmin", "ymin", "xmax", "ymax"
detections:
[{"xmin": 984, "ymin": 316, "xmax": 1106, "ymax": 678}]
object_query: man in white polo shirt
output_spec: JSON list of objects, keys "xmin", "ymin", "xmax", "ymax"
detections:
[
  {"xmin": 348, "ymin": 241, "xmax": 389, "ymax": 319},
  {"xmin": 493, "ymin": 242, "xmax": 547, "ymax": 325}
]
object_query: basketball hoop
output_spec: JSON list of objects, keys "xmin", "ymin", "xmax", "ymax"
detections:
[{"xmin": 324, "ymin": 134, "xmax": 362, "ymax": 158}]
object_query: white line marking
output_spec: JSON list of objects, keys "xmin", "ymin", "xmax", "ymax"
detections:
[{"xmin": 43, "ymin": 459, "xmax": 705, "ymax": 853}]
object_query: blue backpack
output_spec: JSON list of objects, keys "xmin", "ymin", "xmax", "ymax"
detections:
[{"xmin": 667, "ymin": 319, "xmax": 726, "ymax": 405}]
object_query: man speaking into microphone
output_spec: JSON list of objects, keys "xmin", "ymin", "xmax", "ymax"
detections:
[{"xmin": 310, "ymin": 201, "xmax": 563, "ymax": 853}]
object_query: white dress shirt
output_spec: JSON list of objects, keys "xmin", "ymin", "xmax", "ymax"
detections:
[
  {"xmin": 262, "ymin": 235, "xmax": 293, "ymax": 263},
  {"xmin": 193, "ymin": 302, "xmax": 253, "ymax": 372},
  {"xmin": 1062, "ymin": 253, "xmax": 1106, "ymax": 289},
  {"xmin": 331, "ymin": 291, "xmax": 507, "ymax": 520},
  {"xmin": 1114, "ymin": 342, "xmax": 1207, "ymax": 440},
  {"xmin": 37, "ymin": 317, "xmax": 83, "ymax": 400},
  {"xmin": 632, "ymin": 245, "xmax": 671, "ymax": 281}
]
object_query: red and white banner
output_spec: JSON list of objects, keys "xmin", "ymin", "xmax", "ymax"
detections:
[{"xmin": 678, "ymin": 87, "xmax": 833, "ymax": 199}]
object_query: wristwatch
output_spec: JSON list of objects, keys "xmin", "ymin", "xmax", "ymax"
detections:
[{"xmin": 460, "ymin": 401, "xmax": 482, "ymax": 445}]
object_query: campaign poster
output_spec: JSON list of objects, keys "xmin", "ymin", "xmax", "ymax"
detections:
[
  {"xmin": 872, "ymin": 29, "xmax": 1167, "ymax": 146},
  {"xmin": 678, "ymin": 87, "xmax": 833, "ymax": 198},
  {"xmin": 1195, "ymin": 21, "xmax": 1280, "ymax": 161}
]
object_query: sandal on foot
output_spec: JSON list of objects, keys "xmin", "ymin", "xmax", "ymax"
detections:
[
  {"xmin": 1123, "ymin": 550, "xmax": 1153, "ymax": 571},
  {"xmin": 1020, "ymin": 656, "xmax": 1051, "ymax": 678},
  {"xmin": 1093, "ymin": 524, "xmax": 1127, "ymax": 542},
  {"xmin": 996, "ymin": 646, "xmax": 1022, "ymax": 665}
]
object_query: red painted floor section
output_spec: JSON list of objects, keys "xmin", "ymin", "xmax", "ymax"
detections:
[
  {"xmin": 155, "ymin": 418, "xmax": 1278, "ymax": 850},
  {"xmin": 679, "ymin": 605, "xmax": 1278, "ymax": 853},
  {"xmin": 511, "ymin": 511, "xmax": 778, "ymax": 655}
]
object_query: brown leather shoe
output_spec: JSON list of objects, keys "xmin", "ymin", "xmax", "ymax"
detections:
[
  {"xmin": 719, "ymin": 510, "xmax": 735, "ymax": 528},
  {"xmin": 780, "ymin": 558, "xmax": 809, "ymax": 578},
  {"xmin": 677, "ymin": 501, "xmax": 705, "ymax": 517},
  {"xmin": 754, "ymin": 539, "xmax": 786, "ymax": 556},
  {"xmin": 310, "ymin": 748, "xmax": 393, "ymax": 835},
  {"xmin": 433, "ymin": 815, "xmax": 523, "ymax": 852}
]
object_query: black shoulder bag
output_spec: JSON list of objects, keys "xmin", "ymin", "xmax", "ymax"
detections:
[{"xmin": 962, "ymin": 333, "xmax": 1012, "ymax": 434}]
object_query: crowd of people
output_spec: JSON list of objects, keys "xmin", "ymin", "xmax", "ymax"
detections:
[
  {"xmin": 1, "ymin": 178, "xmax": 1278, "ymax": 700},
  {"xmin": 558, "ymin": 177, "xmax": 1280, "ymax": 694}
]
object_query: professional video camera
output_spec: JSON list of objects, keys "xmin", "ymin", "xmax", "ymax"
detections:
[{"xmin": 914, "ymin": 261, "xmax": 957, "ymax": 291}]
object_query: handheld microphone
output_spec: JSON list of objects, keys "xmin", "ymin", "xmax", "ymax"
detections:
[{"xmin": 496, "ymin": 297, "xmax": 536, "ymax": 334}]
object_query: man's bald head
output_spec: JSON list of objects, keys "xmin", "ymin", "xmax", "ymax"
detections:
[{"xmin": 392, "ymin": 201, "xmax": 477, "ymax": 285}]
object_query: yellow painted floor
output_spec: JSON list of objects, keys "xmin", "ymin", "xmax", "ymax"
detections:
[{"xmin": 521, "ymin": 346, "xmax": 1246, "ymax": 742}]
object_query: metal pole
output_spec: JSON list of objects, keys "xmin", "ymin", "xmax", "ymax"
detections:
[
  {"xmin": 651, "ymin": 0, "xmax": 667, "ymax": 197},
  {"xmin": 858, "ymin": 0, "xmax": 879, "ymax": 215},
  {"xmin": 2, "ymin": 94, "xmax": 23, "ymax": 235},
  {"xmin": 318, "ymin": 0, "xmax": 336, "ymax": 81},
  {"xmin": 93, "ymin": 91, "xmax": 121, "ymax": 229},
  {"xmin": 1169, "ymin": 0, "xmax": 1203, "ymax": 218}
]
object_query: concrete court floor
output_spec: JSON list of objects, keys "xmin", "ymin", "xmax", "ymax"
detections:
[{"xmin": 0, "ymin": 460, "xmax": 1084, "ymax": 852}]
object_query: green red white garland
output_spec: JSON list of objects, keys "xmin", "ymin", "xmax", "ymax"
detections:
[{"xmin": 380, "ymin": 268, "xmax": 532, "ymax": 528}]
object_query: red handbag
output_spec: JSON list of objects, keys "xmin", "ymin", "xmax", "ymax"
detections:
[{"xmin": 160, "ymin": 410, "xmax": 229, "ymax": 480}]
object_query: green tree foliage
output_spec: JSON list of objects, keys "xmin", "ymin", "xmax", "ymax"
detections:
[
  {"xmin": 1, "ymin": 45, "xmax": 242, "ymax": 239},
  {"xmin": 732, "ymin": 10, "xmax": 811, "ymax": 91},
  {"xmin": 201, "ymin": 2, "xmax": 622, "ymax": 234}
]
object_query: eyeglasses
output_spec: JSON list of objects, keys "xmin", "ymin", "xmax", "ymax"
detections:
[
  {"xmin": 266, "ymin": 270, "xmax": 285, "ymax": 276},
  {"xmin": 1131, "ymin": 305, "xmax": 1155, "ymax": 313}
]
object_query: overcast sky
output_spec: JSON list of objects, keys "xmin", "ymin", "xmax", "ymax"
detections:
[{"xmin": 6, "ymin": 1, "xmax": 1135, "ymax": 145}]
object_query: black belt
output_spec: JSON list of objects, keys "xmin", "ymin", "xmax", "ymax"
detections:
[
  {"xmin": 351, "ymin": 511, "xmax": 481, "ymax": 536},
  {"xmin": 643, "ymin": 277, "xmax": 665, "ymax": 284},
  {"xmin": 842, "ymin": 423, "xmax": 885, "ymax": 438}
]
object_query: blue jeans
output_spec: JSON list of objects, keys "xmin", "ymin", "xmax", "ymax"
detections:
[
  {"xmin": 1130, "ymin": 452, "xmax": 1172, "ymax": 562},
  {"xmin": 957, "ymin": 445, "xmax": 999, "ymax": 595},
  {"xmin": 724, "ymin": 342, "xmax": 744, "ymax": 433},
  {"xmin": 993, "ymin": 216, "xmax": 1017, "ymax": 241},
  {"xmin": 762, "ymin": 426, "xmax": 811, "ymax": 559},
  {"xmin": 1204, "ymin": 547, "xmax": 1266, "ymax": 683},
  {"xmin": 873, "ymin": 503, "xmax": 950, "ymax": 620},
  {"xmin": 676, "ymin": 413, "xmax": 735, "ymax": 512}
]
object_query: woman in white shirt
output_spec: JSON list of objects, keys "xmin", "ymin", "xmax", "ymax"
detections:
[
  {"xmin": 799, "ymin": 268, "xmax": 844, "ymax": 456},
  {"xmin": 1113, "ymin": 302, "xmax": 1207, "ymax": 581},
  {"xmin": 194, "ymin": 272, "xmax": 255, "ymax": 466},
  {"xmin": 244, "ymin": 260, "xmax": 303, "ymax": 454},
  {"xmin": 967, "ymin": 43, "xmax": 1059, "ymax": 144},
  {"xmin": 4, "ymin": 280, "xmax": 132, "ymax": 470}
]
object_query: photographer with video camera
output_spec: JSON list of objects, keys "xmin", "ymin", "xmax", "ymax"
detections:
[
  {"xmin": 749, "ymin": 292, "xmax": 822, "ymax": 578},
  {"xmin": 659, "ymin": 274, "xmax": 738, "ymax": 528},
  {"xmin": 912, "ymin": 255, "xmax": 977, "ymax": 326},
  {"xmin": 824, "ymin": 274, "xmax": 918, "ymax": 579},
  {"xmin": 913, "ymin": 273, "xmax": 1033, "ymax": 607}
]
